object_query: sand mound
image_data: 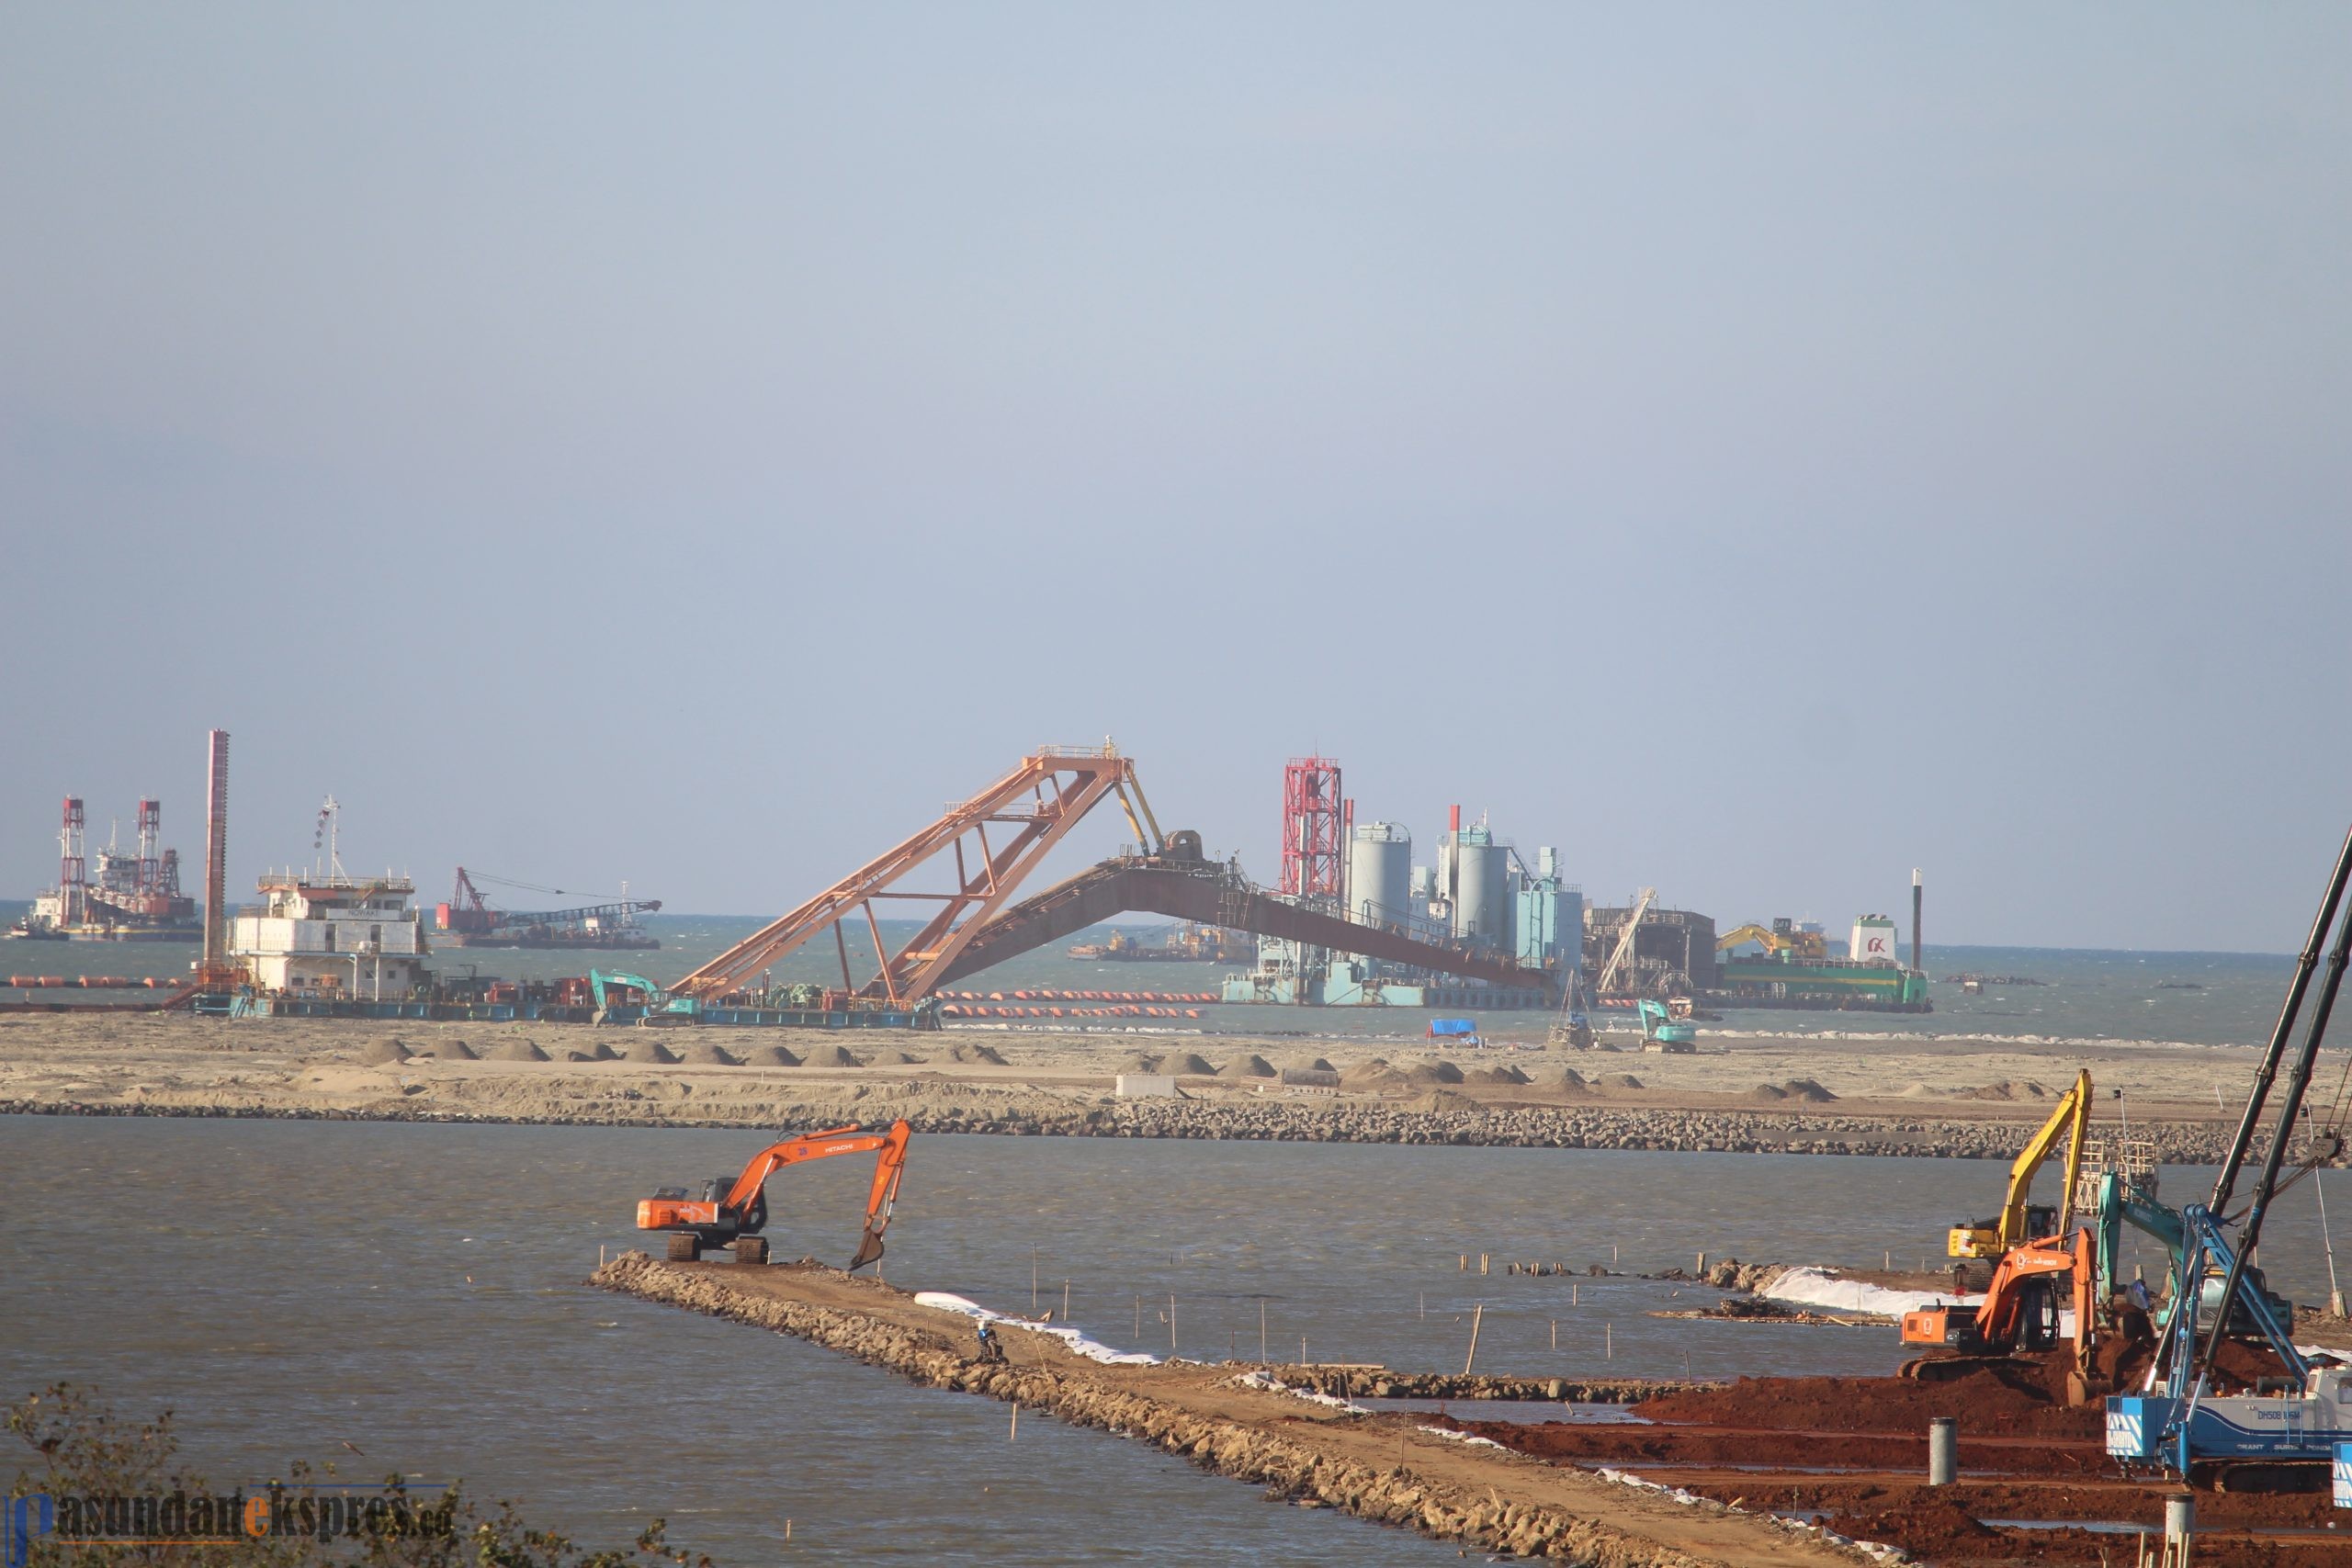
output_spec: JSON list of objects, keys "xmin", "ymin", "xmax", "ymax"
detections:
[
  {"xmin": 1227, "ymin": 1054, "xmax": 1278, "ymax": 1078},
  {"xmin": 1340, "ymin": 1057, "xmax": 1392, "ymax": 1085},
  {"xmin": 429, "ymin": 1039, "xmax": 479, "ymax": 1060},
  {"xmin": 1965, "ymin": 1080, "xmax": 2050, "ymax": 1101},
  {"xmin": 1291, "ymin": 1055, "xmax": 1337, "ymax": 1074},
  {"xmin": 1169, "ymin": 1053, "xmax": 1216, "ymax": 1076},
  {"xmin": 1467, "ymin": 1065, "xmax": 1531, "ymax": 1086},
  {"xmin": 883, "ymin": 1050, "xmax": 928, "ymax": 1065},
  {"xmin": 1604, "ymin": 1073, "xmax": 1645, "ymax": 1089},
  {"xmin": 945, "ymin": 1043, "xmax": 1009, "ymax": 1066},
  {"xmin": 1403, "ymin": 1060, "xmax": 1465, "ymax": 1086},
  {"xmin": 1749, "ymin": 1083, "xmax": 1791, "ymax": 1101},
  {"xmin": 812, "ymin": 1044, "xmax": 865, "ymax": 1067},
  {"xmin": 750, "ymin": 1044, "xmax": 803, "ymax": 1066},
  {"xmin": 564, "ymin": 1049, "xmax": 600, "ymax": 1062},
  {"xmin": 625, "ymin": 1040, "xmax": 681, "ymax": 1065},
  {"xmin": 1121, "ymin": 1052, "xmax": 1166, "ymax": 1074},
  {"xmin": 1280, "ymin": 1066, "xmax": 1340, "ymax": 1088},
  {"xmin": 360, "ymin": 1039, "xmax": 412, "ymax": 1066},
  {"xmin": 1897, "ymin": 1082, "xmax": 1939, "ymax": 1098},
  {"xmin": 1782, "ymin": 1077, "xmax": 1838, "ymax": 1103},
  {"xmin": 492, "ymin": 1038, "xmax": 550, "ymax": 1062},
  {"xmin": 1555, "ymin": 1067, "xmax": 1589, "ymax": 1090},
  {"xmin": 681, "ymin": 1043, "xmax": 742, "ymax": 1066},
  {"xmin": 1412, "ymin": 1088, "xmax": 1487, "ymax": 1115}
]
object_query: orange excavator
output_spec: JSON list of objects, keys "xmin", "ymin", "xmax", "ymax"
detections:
[
  {"xmin": 637, "ymin": 1120, "xmax": 910, "ymax": 1269},
  {"xmin": 1899, "ymin": 1227, "xmax": 2096, "ymax": 1384}
]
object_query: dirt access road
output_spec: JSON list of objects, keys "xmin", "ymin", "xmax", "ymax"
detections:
[{"xmin": 593, "ymin": 1251, "xmax": 1888, "ymax": 1565}]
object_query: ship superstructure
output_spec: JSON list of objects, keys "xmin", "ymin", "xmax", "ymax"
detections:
[{"xmin": 227, "ymin": 798, "xmax": 429, "ymax": 998}]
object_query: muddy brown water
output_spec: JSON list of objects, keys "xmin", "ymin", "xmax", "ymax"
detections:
[{"xmin": 3, "ymin": 1115, "xmax": 2346, "ymax": 1562}]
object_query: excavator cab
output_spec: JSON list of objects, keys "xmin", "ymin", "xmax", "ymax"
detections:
[{"xmin": 1950, "ymin": 1202, "xmax": 2057, "ymax": 1261}]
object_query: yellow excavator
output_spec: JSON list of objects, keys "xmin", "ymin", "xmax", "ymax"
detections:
[
  {"xmin": 1947, "ymin": 1069, "xmax": 2093, "ymax": 1260},
  {"xmin": 1715, "ymin": 919, "xmax": 1828, "ymax": 960}
]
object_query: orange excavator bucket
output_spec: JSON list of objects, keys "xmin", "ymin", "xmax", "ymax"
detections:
[{"xmin": 846, "ymin": 1121, "xmax": 912, "ymax": 1272}]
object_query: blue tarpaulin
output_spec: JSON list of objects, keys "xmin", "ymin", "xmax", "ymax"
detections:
[{"xmin": 1427, "ymin": 1017, "xmax": 1477, "ymax": 1037}]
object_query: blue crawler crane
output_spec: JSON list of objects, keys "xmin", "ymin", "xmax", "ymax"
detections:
[{"xmin": 2106, "ymin": 821, "xmax": 2352, "ymax": 1491}]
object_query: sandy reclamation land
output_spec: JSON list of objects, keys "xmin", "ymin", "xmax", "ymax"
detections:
[{"xmin": 0, "ymin": 1011, "xmax": 2273, "ymax": 1160}]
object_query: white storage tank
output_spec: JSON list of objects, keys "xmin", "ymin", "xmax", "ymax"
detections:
[
  {"xmin": 1453, "ymin": 833, "xmax": 1510, "ymax": 945},
  {"xmin": 1348, "ymin": 823, "xmax": 1412, "ymax": 927}
]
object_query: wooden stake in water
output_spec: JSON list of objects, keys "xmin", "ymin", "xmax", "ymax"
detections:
[
  {"xmin": 1463, "ymin": 1303, "xmax": 1485, "ymax": 1375},
  {"xmin": 1010, "ymin": 1402, "xmax": 1019, "ymax": 1441},
  {"xmin": 1261, "ymin": 1298, "xmax": 1268, "ymax": 1360},
  {"xmin": 1170, "ymin": 1292, "xmax": 1177, "ymax": 1352},
  {"xmin": 1032, "ymin": 1248, "xmax": 1040, "ymax": 1312},
  {"xmin": 1550, "ymin": 1318, "xmax": 1557, "ymax": 1350},
  {"xmin": 1135, "ymin": 1294, "xmax": 1141, "ymax": 1337},
  {"xmin": 1606, "ymin": 1323, "xmax": 1612, "ymax": 1359},
  {"xmin": 1062, "ymin": 1279, "xmax": 1071, "ymax": 1324},
  {"xmin": 1419, "ymin": 1292, "xmax": 1425, "ymax": 1321},
  {"xmin": 1300, "ymin": 1335, "xmax": 1307, "ymax": 1364}
]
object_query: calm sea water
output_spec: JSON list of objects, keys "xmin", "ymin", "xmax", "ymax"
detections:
[
  {"xmin": 0, "ymin": 898, "xmax": 2301, "ymax": 1048},
  {"xmin": 5, "ymin": 1118, "xmax": 2346, "ymax": 1562}
]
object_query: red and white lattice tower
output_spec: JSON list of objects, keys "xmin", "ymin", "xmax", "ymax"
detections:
[
  {"xmin": 1279, "ymin": 757, "xmax": 1344, "ymax": 898},
  {"xmin": 136, "ymin": 798, "xmax": 162, "ymax": 895},
  {"xmin": 58, "ymin": 797, "xmax": 86, "ymax": 924}
]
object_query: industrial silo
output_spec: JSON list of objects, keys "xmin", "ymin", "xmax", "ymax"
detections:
[
  {"xmin": 1452, "ymin": 830, "xmax": 1510, "ymax": 945},
  {"xmin": 1347, "ymin": 823, "xmax": 1412, "ymax": 927}
]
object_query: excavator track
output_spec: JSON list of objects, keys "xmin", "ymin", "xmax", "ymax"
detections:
[{"xmin": 1897, "ymin": 1354, "xmax": 2039, "ymax": 1383}]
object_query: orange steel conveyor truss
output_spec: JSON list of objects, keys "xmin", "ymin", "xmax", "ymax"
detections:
[{"xmin": 671, "ymin": 746, "xmax": 1164, "ymax": 1004}]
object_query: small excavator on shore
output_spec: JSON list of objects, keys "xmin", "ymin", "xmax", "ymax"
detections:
[{"xmin": 637, "ymin": 1120, "xmax": 911, "ymax": 1269}]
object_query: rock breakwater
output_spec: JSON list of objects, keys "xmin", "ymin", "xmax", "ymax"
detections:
[
  {"xmin": 0, "ymin": 1092, "xmax": 2242, "ymax": 1163},
  {"xmin": 589, "ymin": 1252, "xmax": 1875, "ymax": 1565}
]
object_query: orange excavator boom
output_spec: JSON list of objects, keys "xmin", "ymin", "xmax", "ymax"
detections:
[{"xmin": 636, "ymin": 1119, "xmax": 912, "ymax": 1270}]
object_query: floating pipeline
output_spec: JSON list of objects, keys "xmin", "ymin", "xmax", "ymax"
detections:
[
  {"xmin": 5, "ymin": 976, "xmax": 180, "ymax": 987},
  {"xmin": 936, "ymin": 987, "xmax": 1218, "ymax": 1021},
  {"xmin": 939, "ymin": 1004, "xmax": 1205, "ymax": 1020},
  {"xmin": 589, "ymin": 1252, "xmax": 1877, "ymax": 1567}
]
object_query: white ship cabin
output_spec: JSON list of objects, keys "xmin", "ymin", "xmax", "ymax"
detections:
[{"xmin": 231, "ymin": 872, "xmax": 429, "ymax": 997}]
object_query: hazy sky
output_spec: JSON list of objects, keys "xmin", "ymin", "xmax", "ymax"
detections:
[{"xmin": 5, "ymin": 5, "xmax": 2347, "ymax": 950}]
